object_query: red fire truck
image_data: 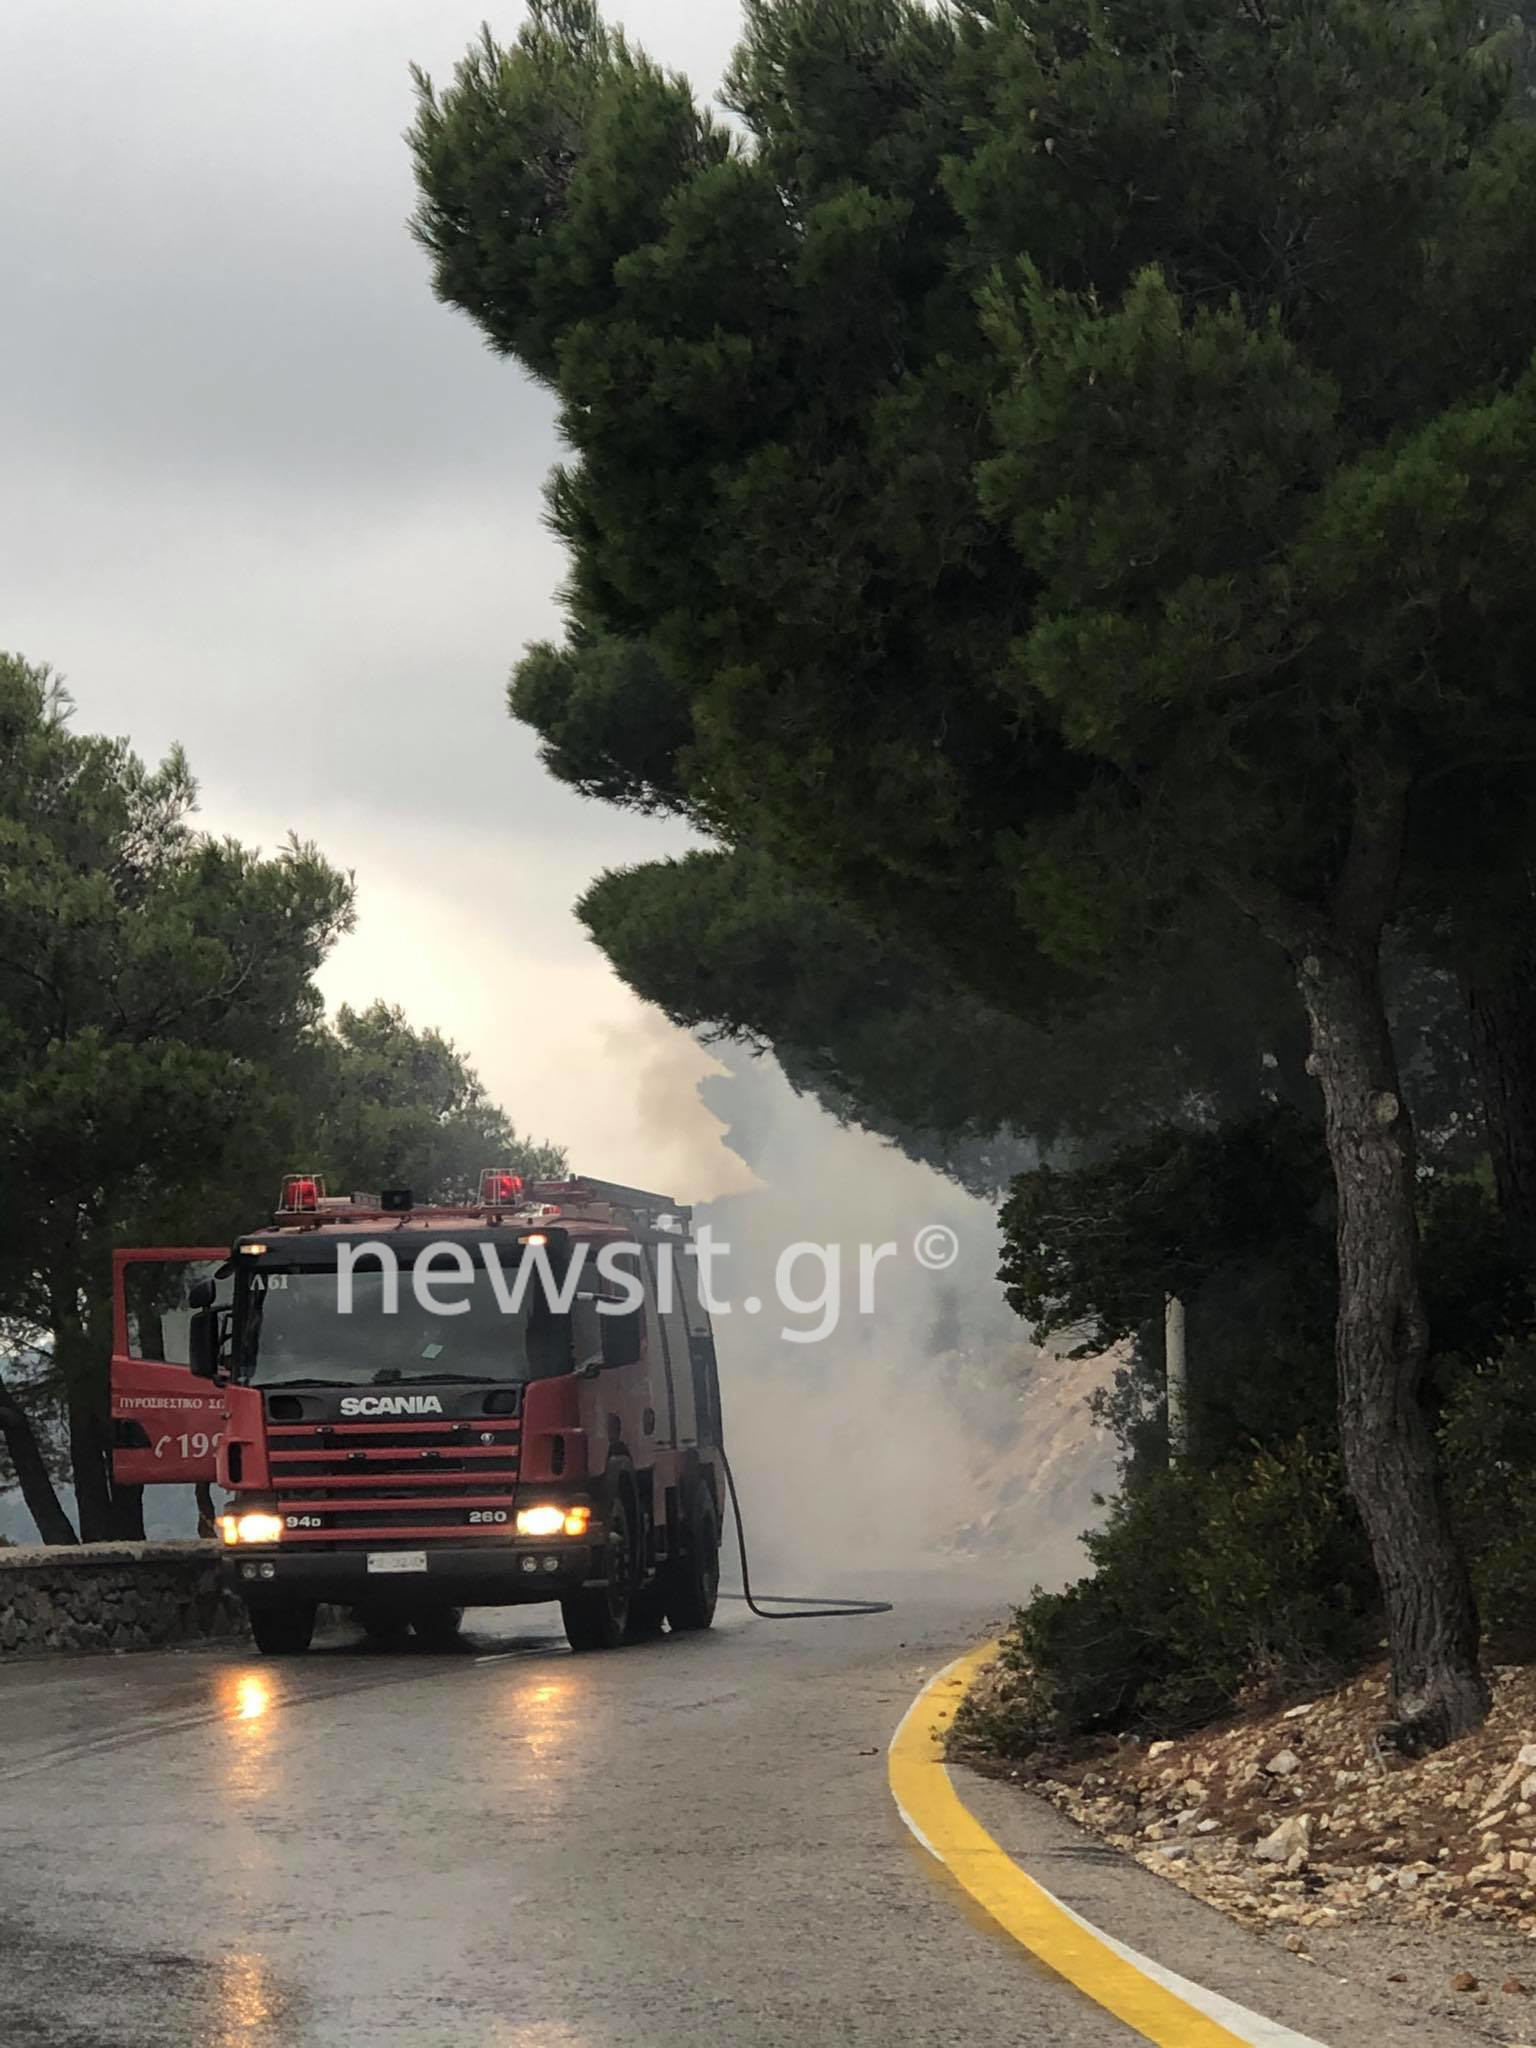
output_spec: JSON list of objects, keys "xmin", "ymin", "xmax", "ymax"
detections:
[{"xmin": 110, "ymin": 1171, "xmax": 724, "ymax": 1656}]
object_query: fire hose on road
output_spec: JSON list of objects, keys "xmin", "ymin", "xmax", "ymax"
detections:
[{"xmin": 718, "ymin": 1446, "xmax": 894, "ymax": 1619}]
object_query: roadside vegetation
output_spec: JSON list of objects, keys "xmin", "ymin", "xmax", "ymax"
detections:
[
  {"xmin": 409, "ymin": 0, "xmax": 1536, "ymax": 1751},
  {"xmin": 0, "ymin": 653, "xmax": 561, "ymax": 1545}
]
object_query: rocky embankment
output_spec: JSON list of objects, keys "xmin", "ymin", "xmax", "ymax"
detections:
[{"xmin": 958, "ymin": 1656, "xmax": 1536, "ymax": 2038}]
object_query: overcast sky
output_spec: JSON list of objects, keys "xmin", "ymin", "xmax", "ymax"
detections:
[{"xmin": 0, "ymin": 0, "xmax": 775, "ymax": 1200}]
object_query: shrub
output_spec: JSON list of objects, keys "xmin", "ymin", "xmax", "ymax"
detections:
[
  {"xmin": 1442, "ymin": 1341, "xmax": 1536, "ymax": 1641},
  {"xmin": 953, "ymin": 1439, "xmax": 1377, "ymax": 1757}
]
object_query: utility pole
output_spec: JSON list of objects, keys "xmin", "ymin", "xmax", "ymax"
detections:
[{"xmin": 1164, "ymin": 1294, "xmax": 1189, "ymax": 1462}]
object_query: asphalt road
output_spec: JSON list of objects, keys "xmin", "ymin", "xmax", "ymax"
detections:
[{"xmin": 0, "ymin": 1581, "xmax": 1494, "ymax": 2048}]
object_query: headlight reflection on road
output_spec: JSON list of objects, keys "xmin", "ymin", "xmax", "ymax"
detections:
[
  {"xmin": 213, "ymin": 1951, "xmax": 279, "ymax": 2045},
  {"xmin": 511, "ymin": 1678, "xmax": 574, "ymax": 1763},
  {"xmin": 218, "ymin": 1667, "xmax": 279, "ymax": 1809},
  {"xmin": 485, "ymin": 2023, "xmax": 588, "ymax": 2047},
  {"xmin": 233, "ymin": 1674, "xmax": 272, "ymax": 1721}
]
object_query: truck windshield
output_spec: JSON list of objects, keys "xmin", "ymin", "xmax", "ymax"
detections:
[{"xmin": 233, "ymin": 1258, "xmax": 566, "ymax": 1388}]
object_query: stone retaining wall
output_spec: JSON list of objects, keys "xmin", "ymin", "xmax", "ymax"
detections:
[{"xmin": 0, "ymin": 1540, "xmax": 248, "ymax": 1657}]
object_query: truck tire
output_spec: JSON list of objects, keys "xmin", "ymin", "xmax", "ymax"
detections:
[
  {"xmin": 411, "ymin": 1607, "xmax": 465, "ymax": 1650},
  {"xmin": 561, "ymin": 1496, "xmax": 633, "ymax": 1652},
  {"xmin": 248, "ymin": 1601, "xmax": 316, "ymax": 1656},
  {"xmin": 663, "ymin": 1499, "xmax": 719, "ymax": 1634}
]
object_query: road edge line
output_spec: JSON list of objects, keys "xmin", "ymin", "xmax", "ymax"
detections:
[{"xmin": 888, "ymin": 1643, "xmax": 1333, "ymax": 2048}]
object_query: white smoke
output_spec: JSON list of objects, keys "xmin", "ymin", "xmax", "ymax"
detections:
[{"xmin": 635, "ymin": 1038, "xmax": 1117, "ymax": 1595}]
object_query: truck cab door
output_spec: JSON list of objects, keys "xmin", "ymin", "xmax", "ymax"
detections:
[
  {"xmin": 111, "ymin": 1248, "xmax": 231, "ymax": 1487},
  {"xmin": 675, "ymin": 1249, "xmax": 722, "ymax": 1449}
]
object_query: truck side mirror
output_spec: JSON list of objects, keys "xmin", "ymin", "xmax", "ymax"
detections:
[
  {"xmin": 188, "ymin": 1277, "xmax": 216, "ymax": 1310},
  {"xmin": 188, "ymin": 1307, "xmax": 219, "ymax": 1380}
]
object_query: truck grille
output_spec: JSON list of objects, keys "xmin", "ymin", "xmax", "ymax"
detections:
[{"xmin": 268, "ymin": 1417, "xmax": 520, "ymax": 1544}]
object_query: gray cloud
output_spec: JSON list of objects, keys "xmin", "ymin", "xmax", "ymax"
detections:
[
  {"xmin": 3, "ymin": 2, "xmax": 741, "ymax": 487},
  {"xmin": 2, "ymin": 0, "xmax": 743, "ymax": 827},
  {"xmin": 0, "ymin": 2, "xmax": 787, "ymax": 1175}
]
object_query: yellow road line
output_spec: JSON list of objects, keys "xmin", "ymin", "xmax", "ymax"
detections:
[{"xmin": 888, "ymin": 1644, "xmax": 1331, "ymax": 2048}]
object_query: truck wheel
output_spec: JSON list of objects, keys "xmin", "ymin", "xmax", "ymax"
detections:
[
  {"xmin": 664, "ymin": 1500, "xmax": 719, "ymax": 1634},
  {"xmin": 411, "ymin": 1607, "xmax": 465, "ymax": 1650},
  {"xmin": 561, "ymin": 1496, "xmax": 633, "ymax": 1652},
  {"xmin": 248, "ymin": 1601, "xmax": 316, "ymax": 1656}
]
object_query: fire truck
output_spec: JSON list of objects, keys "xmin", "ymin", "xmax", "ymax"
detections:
[{"xmin": 110, "ymin": 1171, "xmax": 724, "ymax": 1656}]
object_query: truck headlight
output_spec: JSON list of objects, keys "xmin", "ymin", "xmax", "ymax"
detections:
[
  {"xmin": 514, "ymin": 1504, "xmax": 591, "ymax": 1538},
  {"xmin": 219, "ymin": 1511, "xmax": 284, "ymax": 1546}
]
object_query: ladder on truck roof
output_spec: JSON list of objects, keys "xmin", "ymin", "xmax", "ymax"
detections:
[{"xmin": 536, "ymin": 1176, "xmax": 691, "ymax": 1230}]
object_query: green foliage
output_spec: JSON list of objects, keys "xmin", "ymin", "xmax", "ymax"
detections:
[
  {"xmin": 961, "ymin": 1175, "xmax": 1532, "ymax": 1755},
  {"xmin": 1035, "ymin": 1126, "xmax": 1527, "ymax": 1479},
  {"xmin": 1000, "ymin": 1110, "xmax": 1330, "ymax": 1354},
  {"xmin": 581, "ymin": 846, "xmax": 1323, "ymax": 1194},
  {"xmin": 413, "ymin": 0, "xmax": 1536, "ymax": 1240},
  {"xmin": 956, "ymin": 1442, "xmax": 1377, "ymax": 1749},
  {"xmin": 515, "ymin": 639, "xmax": 691, "ymax": 813},
  {"xmin": 410, "ymin": 7, "xmax": 738, "ymax": 387},
  {"xmin": 1420, "ymin": 1175, "xmax": 1535, "ymax": 1371},
  {"xmin": 0, "ymin": 656, "xmax": 563, "ymax": 1538},
  {"xmin": 583, "ymin": 848, "xmax": 1042, "ymax": 1191},
  {"xmin": 1441, "ymin": 1342, "xmax": 1536, "ymax": 1636},
  {"xmin": 414, "ymin": 0, "xmax": 1536, "ymax": 1735},
  {"xmin": 0, "ymin": 652, "xmax": 354, "ymax": 1271},
  {"xmin": 1001, "ymin": 1110, "xmax": 1339, "ymax": 1469},
  {"xmin": 415, "ymin": 0, "xmax": 1536, "ymax": 965}
]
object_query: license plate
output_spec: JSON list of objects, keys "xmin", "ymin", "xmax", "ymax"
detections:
[{"xmin": 367, "ymin": 1551, "xmax": 427, "ymax": 1574}]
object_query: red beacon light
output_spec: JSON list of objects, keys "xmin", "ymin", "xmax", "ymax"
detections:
[
  {"xmin": 278, "ymin": 1173, "xmax": 325, "ymax": 1213},
  {"xmin": 479, "ymin": 1169, "xmax": 524, "ymax": 1208}
]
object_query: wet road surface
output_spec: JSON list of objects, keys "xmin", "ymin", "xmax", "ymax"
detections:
[
  {"xmin": 0, "ymin": 1583, "xmax": 1485, "ymax": 2047},
  {"xmin": 0, "ymin": 1583, "xmax": 1095, "ymax": 2048}
]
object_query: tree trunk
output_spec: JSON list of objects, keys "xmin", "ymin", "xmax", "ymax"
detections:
[
  {"xmin": 0, "ymin": 1374, "xmax": 78, "ymax": 1545},
  {"xmin": 1297, "ymin": 935, "xmax": 1489, "ymax": 1749},
  {"xmin": 51, "ymin": 1258, "xmax": 146, "ymax": 1544},
  {"xmin": 1462, "ymin": 931, "xmax": 1536, "ymax": 1270},
  {"xmin": 64, "ymin": 1385, "xmax": 117, "ymax": 1544},
  {"xmin": 63, "ymin": 1398, "xmax": 146, "ymax": 1542}
]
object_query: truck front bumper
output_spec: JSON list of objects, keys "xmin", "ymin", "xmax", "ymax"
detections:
[{"xmin": 223, "ymin": 1544, "xmax": 598, "ymax": 1609}]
